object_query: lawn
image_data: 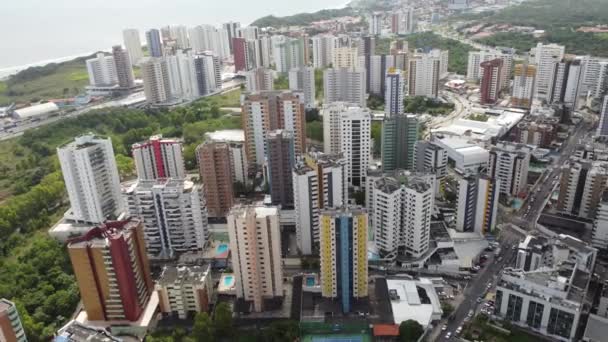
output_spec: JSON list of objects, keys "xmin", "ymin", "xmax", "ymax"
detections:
[
  {"xmin": 207, "ymin": 88, "xmax": 242, "ymax": 108},
  {"xmin": 463, "ymin": 316, "xmax": 547, "ymax": 342}
]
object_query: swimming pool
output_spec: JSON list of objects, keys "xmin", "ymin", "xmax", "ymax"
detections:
[
  {"xmin": 306, "ymin": 276, "xmax": 315, "ymax": 287},
  {"xmin": 217, "ymin": 243, "xmax": 228, "ymax": 254},
  {"xmin": 223, "ymin": 275, "xmax": 234, "ymax": 286}
]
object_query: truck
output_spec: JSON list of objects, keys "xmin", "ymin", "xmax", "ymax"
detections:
[{"xmin": 494, "ymin": 247, "xmax": 502, "ymax": 257}]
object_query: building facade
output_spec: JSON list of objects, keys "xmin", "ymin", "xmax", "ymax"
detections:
[
  {"xmin": 382, "ymin": 114, "xmax": 418, "ymax": 172},
  {"xmin": 339, "ymin": 107, "xmax": 372, "ymax": 189},
  {"xmin": 245, "ymin": 67, "xmax": 274, "ymax": 92},
  {"xmin": 145, "ymin": 29, "xmax": 163, "ymax": 58},
  {"xmin": 557, "ymin": 159, "xmax": 608, "ymax": 219},
  {"xmin": 141, "ymin": 58, "xmax": 172, "ymax": 104},
  {"xmin": 196, "ymin": 141, "xmax": 235, "ymax": 218},
  {"xmin": 384, "ymin": 69, "xmax": 405, "ymax": 117},
  {"xmin": 132, "ymin": 135, "xmax": 185, "ymax": 181},
  {"xmin": 267, "ymin": 130, "xmax": 295, "ymax": 208},
  {"xmin": 408, "ymin": 51, "xmax": 441, "ymax": 98},
  {"xmin": 122, "ymin": 29, "xmax": 143, "ymax": 65},
  {"xmin": 156, "ymin": 265, "xmax": 214, "ymax": 319},
  {"xmin": 323, "ymin": 68, "xmax": 366, "ymax": 107},
  {"xmin": 112, "ymin": 45, "xmax": 135, "ymax": 88},
  {"xmin": 0, "ymin": 299, "xmax": 26, "ymax": 342},
  {"xmin": 530, "ymin": 43, "xmax": 565, "ymax": 100},
  {"xmin": 480, "ymin": 58, "xmax": 503, "ymax": 105},
  {"xmin": 511, "ymin": 64, "xmax": 536, "ymax": 108},
  {"xmin": 455, "ymin": 174, "xmax": 500, "ymax": 234},
  {"xmin": 86, "ymin": 53, "xmax": 118, "ymax": 87},
  {"xmin": 289, "ymin": 66, "xmax": 316, "ymax": 109},
  {"xmin": 488, "ymin": 142, "xmax": 532, "ymax": 197}
]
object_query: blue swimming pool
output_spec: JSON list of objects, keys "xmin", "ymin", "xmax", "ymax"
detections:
[
  {"xmin": 217, "ymin": 243, "xmax": 228, "ymax": 254},
  {"xmin": 306, "ymin": 276, "xmax": 315, "ymax": 287},
  {"xmin": 223, "ymin": 275, "xmax": 234, "ymax": 286}
]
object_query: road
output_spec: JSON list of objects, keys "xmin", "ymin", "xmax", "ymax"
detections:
[
  {"xmin": 433, "ymin": 227, "xmax": 523, "ymax": 341},
  {"xmin": 431, "ymin": 26, "xmax": 523, "ymax": 60}
]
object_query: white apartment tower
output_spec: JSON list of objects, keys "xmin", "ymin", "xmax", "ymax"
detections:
[
  {"xmin": 391, "ymin": 8, "xmax": 415, "ymax": 35},
  {"xmin": 332, "ymin": 47, "xmax": 359, "ymax": 69},
  {"xmin": 141, "ymin": 58, "xmax": 172, "ymax": 104},
  {"xmin": 385, "ymin": 68, "xmax": 405, "ymax": 117},
  {"xmin": 512, "ymin": 64, "xmax": 537, "ymax": 108},
  {"xmin": 227, "ymin": 205, "xmax": 283, "ymax": 312},
  {"xmin": 414, "ymin": 140, "xmax": 448, "ymax": 195},
  {"xmin": 408, "ymin": 51, "xmax": 442, "ymax": 98},
  {"xmin": 530, "ymin": 43, "xmax": 565, "ymax": 100},
  {"xmin": 368, "ymin": 13, "xmax": 383, "ymax": 35},
  {"xmin": 86, "ymin": 53, "xmax": 118, "ymax": 87},
  {"xmin": 597, "ymin": 95, "xmax": 608, "ymax": 136},
  {"xmin": 467, "ymin": 49, "xmax": 514, "ymax": 90},
  {"xmin": 293, "ymin": 153, "xmax": 346, "ymax": 255},
  {"xmin": 272, "ymin": 35, "xmax": 304, "ymax": 73},
  {"xmin": 338, "ymin": 107, "xmax": 372, "ymax": 189},
  {"xmin": 194, "ymin": 53, "xmax": 222, "ymax": 96},
  {"xmin": 323, "ymin": 68, "xmax": 366, "ymax": 106},
  {"xmin": 122, "ymin": 29, "xmax": 144, "ymax": 65},
  {"xmin": 322, "ymin": 102, "xmax": 350, "ymax": 155},
  {"xmin": 123, "ymin": 179, "xmax": 208, "ymax": 259},
  {"xmin": 57, "ymin": 134, "xmax": 124, "ymax": 224},
  {"xmin": 166, "ymin": 50, "xmax": 200, "ymax": 101},
  {"xmin": 548, "ymin": 58, "xmax": 584, "ymax": 108},
  {"xmin": 289, "ymin": 66, "xmax": 316, "ymax": 109},
  {"xmin": 311, "ymin": 35, "xmax": 336, "ymax": 69},
  {"xmin": 245, "ymin": 67, "xmax": 274, "ymax": 92},
  {"xmin": 456, "ymin": 174, "xmax": 500, "ymax": 234},
  {"xmin": 131, "ymin": 135, "xmax": 185, "ymax": 181},
  {"xmin": 488, "ymin": 142, "xmax": 532, "ymax": 197}
]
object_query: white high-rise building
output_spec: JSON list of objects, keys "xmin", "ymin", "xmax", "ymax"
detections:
[
  {"xmin": 511, "ymin": 64, "xmax": 537, "ymax": 108},
  {"xmin": 237, "ymin": 26, "xmax": 259, "ymax": 41},
  {"xmin": 272, "ymin": 35, "xmax": 304, "ymax": 73},
  {"xmin": 194, "ymin": 53, "xmax": 222, "ymax": 96},
  {"xmin": 86, "ymin": 53, "xmax": 118, "ymax": 87},
  {"xmin": 245, "ymin": 67, "xmax": 274, "ymax": 92},
  {"xmin": 189, "ymin": 25, "xmax": 231, "ymax": 58},
  {"xmin": 289, "ymin": 66, "xmax": 316, "ymax": 108},
  {"xmin": 122, "ymin": 29, "xmax": 144, "ymax": 65},
  {"xmin": 368, "ymin": 13, "xmax": 383, "ymax": 35},
  {"xmin": 579, "ymin": 56, "xmax": 608, "ymax": 95},
  {"xmin": 391, "ymin": 8, "xmax": 415, "ymax": 35},
  {"xmin": 592, "ymin": 191, "xmax": 608, "ymax": 250},
  {"xmin": 408, "ymin": 51, "xmax": 442, "ymax": 98},
  {"xmin": 166, "ymin": 50, "xmax": 199, "ymax": 101},
  {"xmin": 597, "ymin": 96, "xmax": 608, "ymax": 136},
  {"xmin": 332, "ymin": 47, "xmax": 359, "ymax": 69},
  {"xmin": 293, "ymin": 153, "xmax": 346, "ymax": 255},
  {"xmin": 322, "ymin": 102, "xmax": 350, "ymax": 155},
  {"xmin": 530, "ymin": 43, "xmax": 565, "ymax": 100},
  {"xmin": 123, "ymin": 179, "xmax": 208, "ymax": 259},
  {"xmin": 323, "ymin": 68, "xmax": 366, "ymax": 106},
  {"xmin": 488, "ymin": 142, "xmax": 532, "ymax": 197},
  {"xmin": 548, "ymin": 58, "xmax": 584, "ymax": 108},
  {"xmin": 362, "ymin": 53, "xmax": 408, "ymax": 96},
  {"xmin": 338, "ymin": 107, "xmax": 372, "ymax": 188},
  {"xmin": 370, "ymin": 173, "xmax": 434, "ymax": 260},
  {"xmin": 455, "ymin": 174, "xmax": 500, "ymax": 235},
  {"xmin": 58, "ymin": 134, "xmax": 124, "ymax": 224},
  {"xmin": 141, "ymin": 58, "xmax": 172, "ymax": 104},
  {"xmin": 385, "ymin": 68, "xmax": 405, "ymax": 117},
  {"xmin": 131, "ymin": 135, "xmax": 185, "ymax": 181},
  {"xmin": 414, "ymin": 140, "xmax": 448, "ymax": 195},
  {"xmin": 312, "ymin": 35, "xmax": 336, "ymax": 69},
  {"xmin": 170, "ymin": 25, "xmax": 190, "ymax": 49},
  {"xmin": 227, "ymin": 204, "xmax": 283, "ymax": 312},
  {"xmin": 467, "ymin": 50, "xmax": 514, "ymax": 90}
]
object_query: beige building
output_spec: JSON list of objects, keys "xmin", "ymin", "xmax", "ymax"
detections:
[
  {"xmin": 227, "ymin": 205, "xmax": 283, "ymax": 312},
  {"xmin": 196, "ymin": 141, "xmax": 235, "ymax": 218},
  {"xmin": 557, "ymin": 159, "xmax": 608, "ymax": 219},
  {"xmin": 0, "ymin": 299, "xmax": 26, "ymax": 342},
  {"xmin": 156, "ymin": 265, "xmax": 214, "ymax": 319}
]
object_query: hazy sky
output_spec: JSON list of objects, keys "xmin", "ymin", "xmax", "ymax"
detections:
[{"xmin": 0, "ymin": 0, "xmax": 347, "ymax": 68}]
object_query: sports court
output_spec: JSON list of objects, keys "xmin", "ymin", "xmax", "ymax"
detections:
[{"xmin": 303, "ymin": 334, "xmax": 370, "ymax": 342}]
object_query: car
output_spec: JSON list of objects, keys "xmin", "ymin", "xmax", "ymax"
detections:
[
  {"xmin": 477, "ymin": 297, "xmax": 483, "ymax": 303},
  {"xmin": 456, "ymin": 326, "xmax": 463, "ymax": 334},
  {"xmin": 468, "ymin": 310, "xmax": 474, "ymax": 317},
  {"xmin": 445, "ymin": 332, "xmax": 452, "ymax": 339},
  {"xmin": 442, "ymin": 325, "xmax": 448, "ymax": 331}
]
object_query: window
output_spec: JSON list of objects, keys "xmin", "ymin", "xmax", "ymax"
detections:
[
  {"xmin": 526, "ymin": 300, "xmax": 544, "ymax": 329},
  {"xmin": 506, "ymin": 294, "xmax": 523, "ymax": 322},
  {"xmin": 547, "ymin": 308, "xmax": 574, "ymax": 339}
]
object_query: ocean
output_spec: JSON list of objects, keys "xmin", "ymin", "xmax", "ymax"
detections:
[{"xmin": 0, "ymin": 0, "xmax": 348, "ymax": 78}]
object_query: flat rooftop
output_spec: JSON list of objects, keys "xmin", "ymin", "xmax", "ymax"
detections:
[
  {"xmin": 386, "ymin": 278, "xmax": 442, "ymax": 328},
  {"xmin": 205, "ymin": 129, "xmax": 245, "ymax": 143}
]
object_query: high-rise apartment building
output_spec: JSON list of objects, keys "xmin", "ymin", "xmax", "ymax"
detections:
[
  {"xmin": 530, "ymin": 43, "xmax": 565, "ymax": 100},
  {"xmin": 233, "ymin": 37, "xmax": 249, "ymax": 72},
  {"xmin": 289, "ymin": 66, "xmax": 316, "ymax": 109},
  {"xmin": 272, "ymin": 35, "xmax": 304, "ymax": 73},
  {"xmin": 385, "ymin": 68, "xmax": 405, "ymax": 116},
  {"xmin": 466, "ymin": 49, "xmax": 514, "ymax": 90},
  {"xmin": 592, "ymin": 191, "xmax": 608, "ymax": 250},
  {"xmin": 414, "ymin": 140, "xmax": 448, "ymax": 192},
  {"xmin": 408, "ymin": 51, "xmax": 441, "ymax": 98},
  {"xmin": 391, "ymin": 8, "xmax": 415, "ymax": 35},
  {"xmin": 203, "ymin": 130, "xmax": 249, "ymax": 187},
  {"xmin": 194, "ymin": 53, "xmax": 222, "ymax": 96},
  {"xmin": 123, "ymin": 179, "xmax": 208, "ymax": 259},
  {"xmin": 382, "ymin": 114, "xmax": 418, "ymax": 172},
  {"xmin": 480, "ymin": 58, "xmax": 503, "ymax": 105},
  {"xmin": 145, "ymin": 29, "xmax": 163, "ymax": 58},
  {"xmin": 312, "ymin": 35, "xmax": 337, "ymax": 69},
  {"xmin": 58, "ymin": 134, "xmax": 124, "ymax": 224},
  {"xmin": 320, "ymin": 206, "xmax": 368, "ymax": 313},
  {"xmin": 557, "ymin": 158, "xmax": 608, "ymax": 219},
  {"xmin": 293, "ymin": 152, "xmax": 346, "ymax": 255},
  {"xmin": 597, "ymin": 95, "xmax": 608, "ymax": 136},
  {"xmin": 166, "ymin": 50, "xmax": 199, "ymax": 101},
  {"xmin": 245, "ymin": 67, "xmax": 274, "ymax": 92},
  {"xmin": 67, "ymin": 219, "xmax": 154, "ymax": 321},
  {"xmin": 336, "ymin": 107, "xmax": 372, "ymax": 188},
  {"xmin": 122, "ymin": 29, "xmax": 143, "ymax": 65},
  {"xmin": 86, "ymin": 53, "xmax": 118, "ymax": 87},
  {"xmin": 236, "ymin": 26, "xmax": 259, "ymax": 41},
  {"xmin": 511, "ymin": 64, "xmax": 536, "ymax": 108},
  {"xmin": 363, "ymin": 53, "xmax": 408, "ymax": 96},
  {"xmin": 222, "ymin": 22, "xmax": 241, "ymax": 52},
  {"xmin": 267, "ymin": 130, "xmax": 295, "ymax": 208},
  {"xmin": 368, "ymin": 12, "xmax": 383, "ymax": 35},
  {"xmin": 112, "ymin": 45, "xmax": 135, "ymax": 88},
  {"xmin": 189, "ymin": 25, "xmax": 230, "ymax": 58},
  {"xmin": 141, "ymin": 58, "xmax": 172, "ymax": 104},
  {"xmin": 548, "ymin": 57, "xmax": 584, "ymax": 108},
  {"xmin": 488, "ymin": 142, "xmax": 532, "ymax": 197},
  {"xmin": 131, "ymin": 135, "xmax": 185, "ymax": 181},
  {"xmin": 241, "ymin": 91, "xmax": 306, "ymax": 167},
  {"xmin": 321, "ymin": 102, "xmax": 349, "ymax": 155},
  {"xmin": 369, "ymin": 173, "xmax": 434, "ymax": 260},
  {"xmin": 196, "ymin": 141, "xmax": 235, "ymax": 218},
  {"xmin": 332, "ymin": 47, "xmax": 359, "ymax": 69},
  {"xmin": 156, "ymin": 265, "xmax": 214, "ymax": 318},
  {"xmin": 323, "ymin": 68, "xmax": 366, "ymax": 106},
  {"xmin": 0, "ymin": 299, "xmax": 26, "ymax": 342},
  {"xmin": 456, "ymin": 174, "xmax": 500, "ymax": 234},
  {"xmin": 227, "ymin": 205, "xmax": 283, "ymax": 312}
]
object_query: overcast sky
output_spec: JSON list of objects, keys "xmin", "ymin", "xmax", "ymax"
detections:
[{"xmin": 0, "ymin": 0, "xmax": 347, "ymax": 68}]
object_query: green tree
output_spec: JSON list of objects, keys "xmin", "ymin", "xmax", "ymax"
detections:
[
  {"xmin": 192, "ymin": 312, "xmax": 214, "ymax": 342},
  {"xmin": 442, "ymin": 303, "xmax": 454, "ymax": 318},
  {"xmin": 399, "ymin": 320, "xmax": 424, "ymax": 342},
  {"xmin": 213, "ymin": 302, "xmax": 233, "ymax": 337},
  {"xmin": 264, "ymin": 320, "xmax": 300, "ymax": 342}
]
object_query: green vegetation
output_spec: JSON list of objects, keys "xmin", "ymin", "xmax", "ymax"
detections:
[
  {"xmin": 464, "ymin": 0, "xmax": 608, "ymax": 57},
  {"xmin": 477, "ymin": 32, "xmax": 538, "ymax": 54},
  {"xmin": 399, "ymin": 320, "xmax": 424, "ymax": 342},
  {"xmin": 0, "ymin": 92, "xmax": 241, "ymax": 340},
  {"xmin": 405, "ymin": 96, "xmax": 454, "ymax": 115},
  {"xmin": 367, "ymin": 94, "xmax": 384, "ymax": 111},
  {"xmin": 206, "ymin": 88, "xmax": 242, "ymax": 108},
  {"xmin": 468, "ymin": 113, "xmax": 490, "ymax": 122},
  {"xmin": 251, "ymin": 7, "xmax": 356, "ymax": 27},
  {"xmin": 315, "ymin": 69, "xmax": 324, "ymax": 100},
  {"xmin": 441, "ymin": 303, "xmax": 455, "ymax": 317},
  {"xmin": 274, "ymin": 75, "xmax": 290, "ymax": 90},
  {"xmin": 404, "ymin": 32, "xmax": 477, "ymax": 75},
  {"xmin": 372, "ymin": 121, "xmax": 382, "ymax": 156},
  {"xmin": 0, "ymin": 54, "xmax": 95, "ymax": 105},
  {"xmin": 307, "ymin": 121, "xmax": 323, "ymax": 142},
  {"xmin": 463, "ymin": 316, "xmax": 539, "ymax": 342}
]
